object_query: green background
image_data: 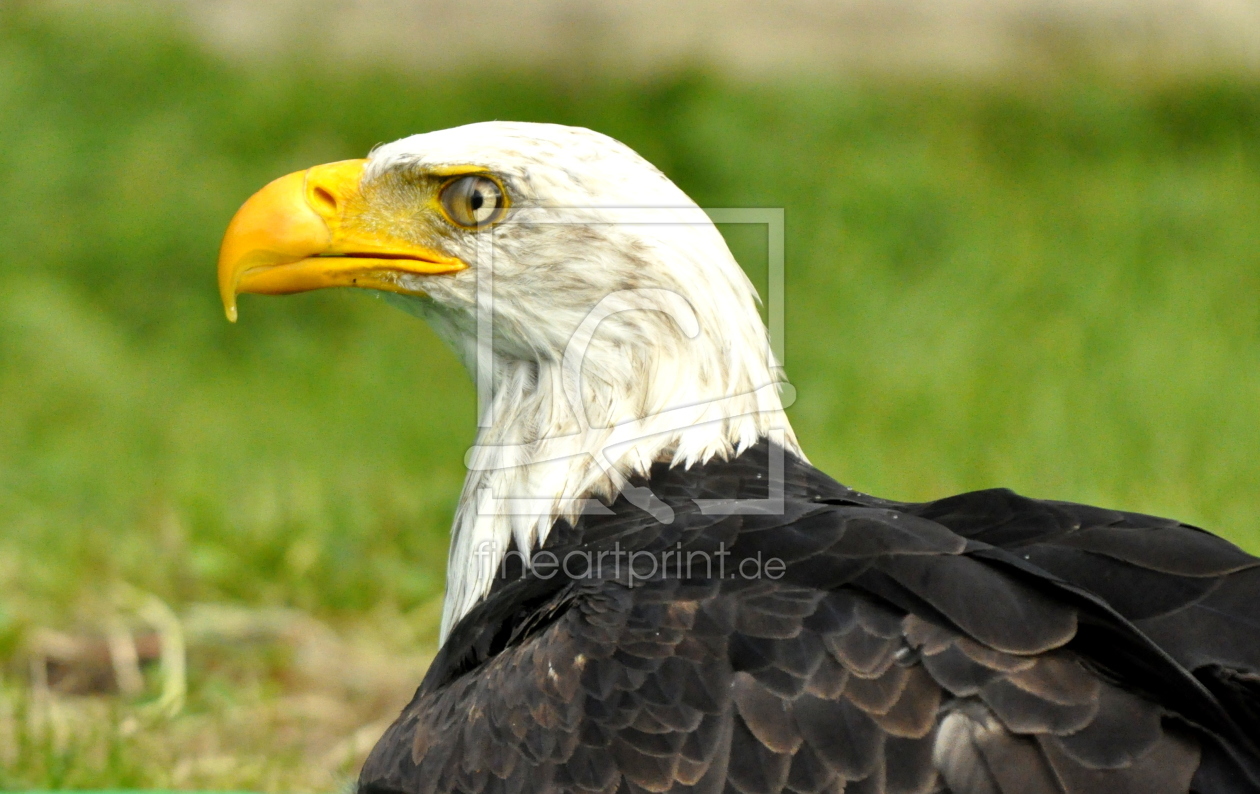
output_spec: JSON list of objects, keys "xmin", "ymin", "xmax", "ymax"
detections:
[{"xmin": 0, "ymin": 4, "xmax": 1258, "ymax": 789}]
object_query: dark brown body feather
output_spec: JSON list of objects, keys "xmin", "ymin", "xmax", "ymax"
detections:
[{"xmin": 359, "ymin": 442, "xmax": 1260, "ymax": 794}]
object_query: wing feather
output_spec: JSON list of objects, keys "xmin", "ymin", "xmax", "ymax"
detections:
[{"xmin": 359, "ymin": 444, "xmax": 1260, "ymax": 794}]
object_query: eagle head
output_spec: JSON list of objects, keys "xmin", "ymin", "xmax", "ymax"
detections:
[{"xmin": 218, "ymin": 121, "xmax": 801, "ymax": 636}]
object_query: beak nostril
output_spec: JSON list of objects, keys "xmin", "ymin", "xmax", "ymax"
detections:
[{"xmin": 311, "ymin": 185, "xmax": 338, "ymax": 215}]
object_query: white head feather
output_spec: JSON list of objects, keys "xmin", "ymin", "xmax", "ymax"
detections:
[{"xmin": 365, "ymin": 122, "xmax": 802, "ymax": 640}]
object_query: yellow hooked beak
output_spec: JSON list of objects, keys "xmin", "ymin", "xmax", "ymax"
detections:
[{"xmin": 217, "ymin": 159, "xmax": 466, "ymax": 321}]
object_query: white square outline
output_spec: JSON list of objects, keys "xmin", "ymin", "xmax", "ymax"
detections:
[{"xmin": 469, "ymin": 207, "xmax": 789, "ymax": 520}]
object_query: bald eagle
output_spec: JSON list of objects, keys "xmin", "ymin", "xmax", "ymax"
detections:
[{"xmin": 218, "ymin": 123, "xmax": 1260, "ymax": 794}]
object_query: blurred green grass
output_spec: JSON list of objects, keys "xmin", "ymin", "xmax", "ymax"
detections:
[{"xmin": 1, "ymin": 3, "xmax": 1260, "ymax": 785}]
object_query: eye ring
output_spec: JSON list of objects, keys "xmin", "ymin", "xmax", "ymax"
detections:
[{"xmin": 439, "ymin": 174, "xmax": 508, "ymax": 228}]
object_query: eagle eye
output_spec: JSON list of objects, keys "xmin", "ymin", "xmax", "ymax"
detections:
[{"xmin": 440, "ymin": 175, "xmax": 507, "ymax": 228}]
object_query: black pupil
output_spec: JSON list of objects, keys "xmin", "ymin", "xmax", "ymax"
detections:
[{"xmin": 470, "ymin": 190, "xmax": 484, "ymax": 211}]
